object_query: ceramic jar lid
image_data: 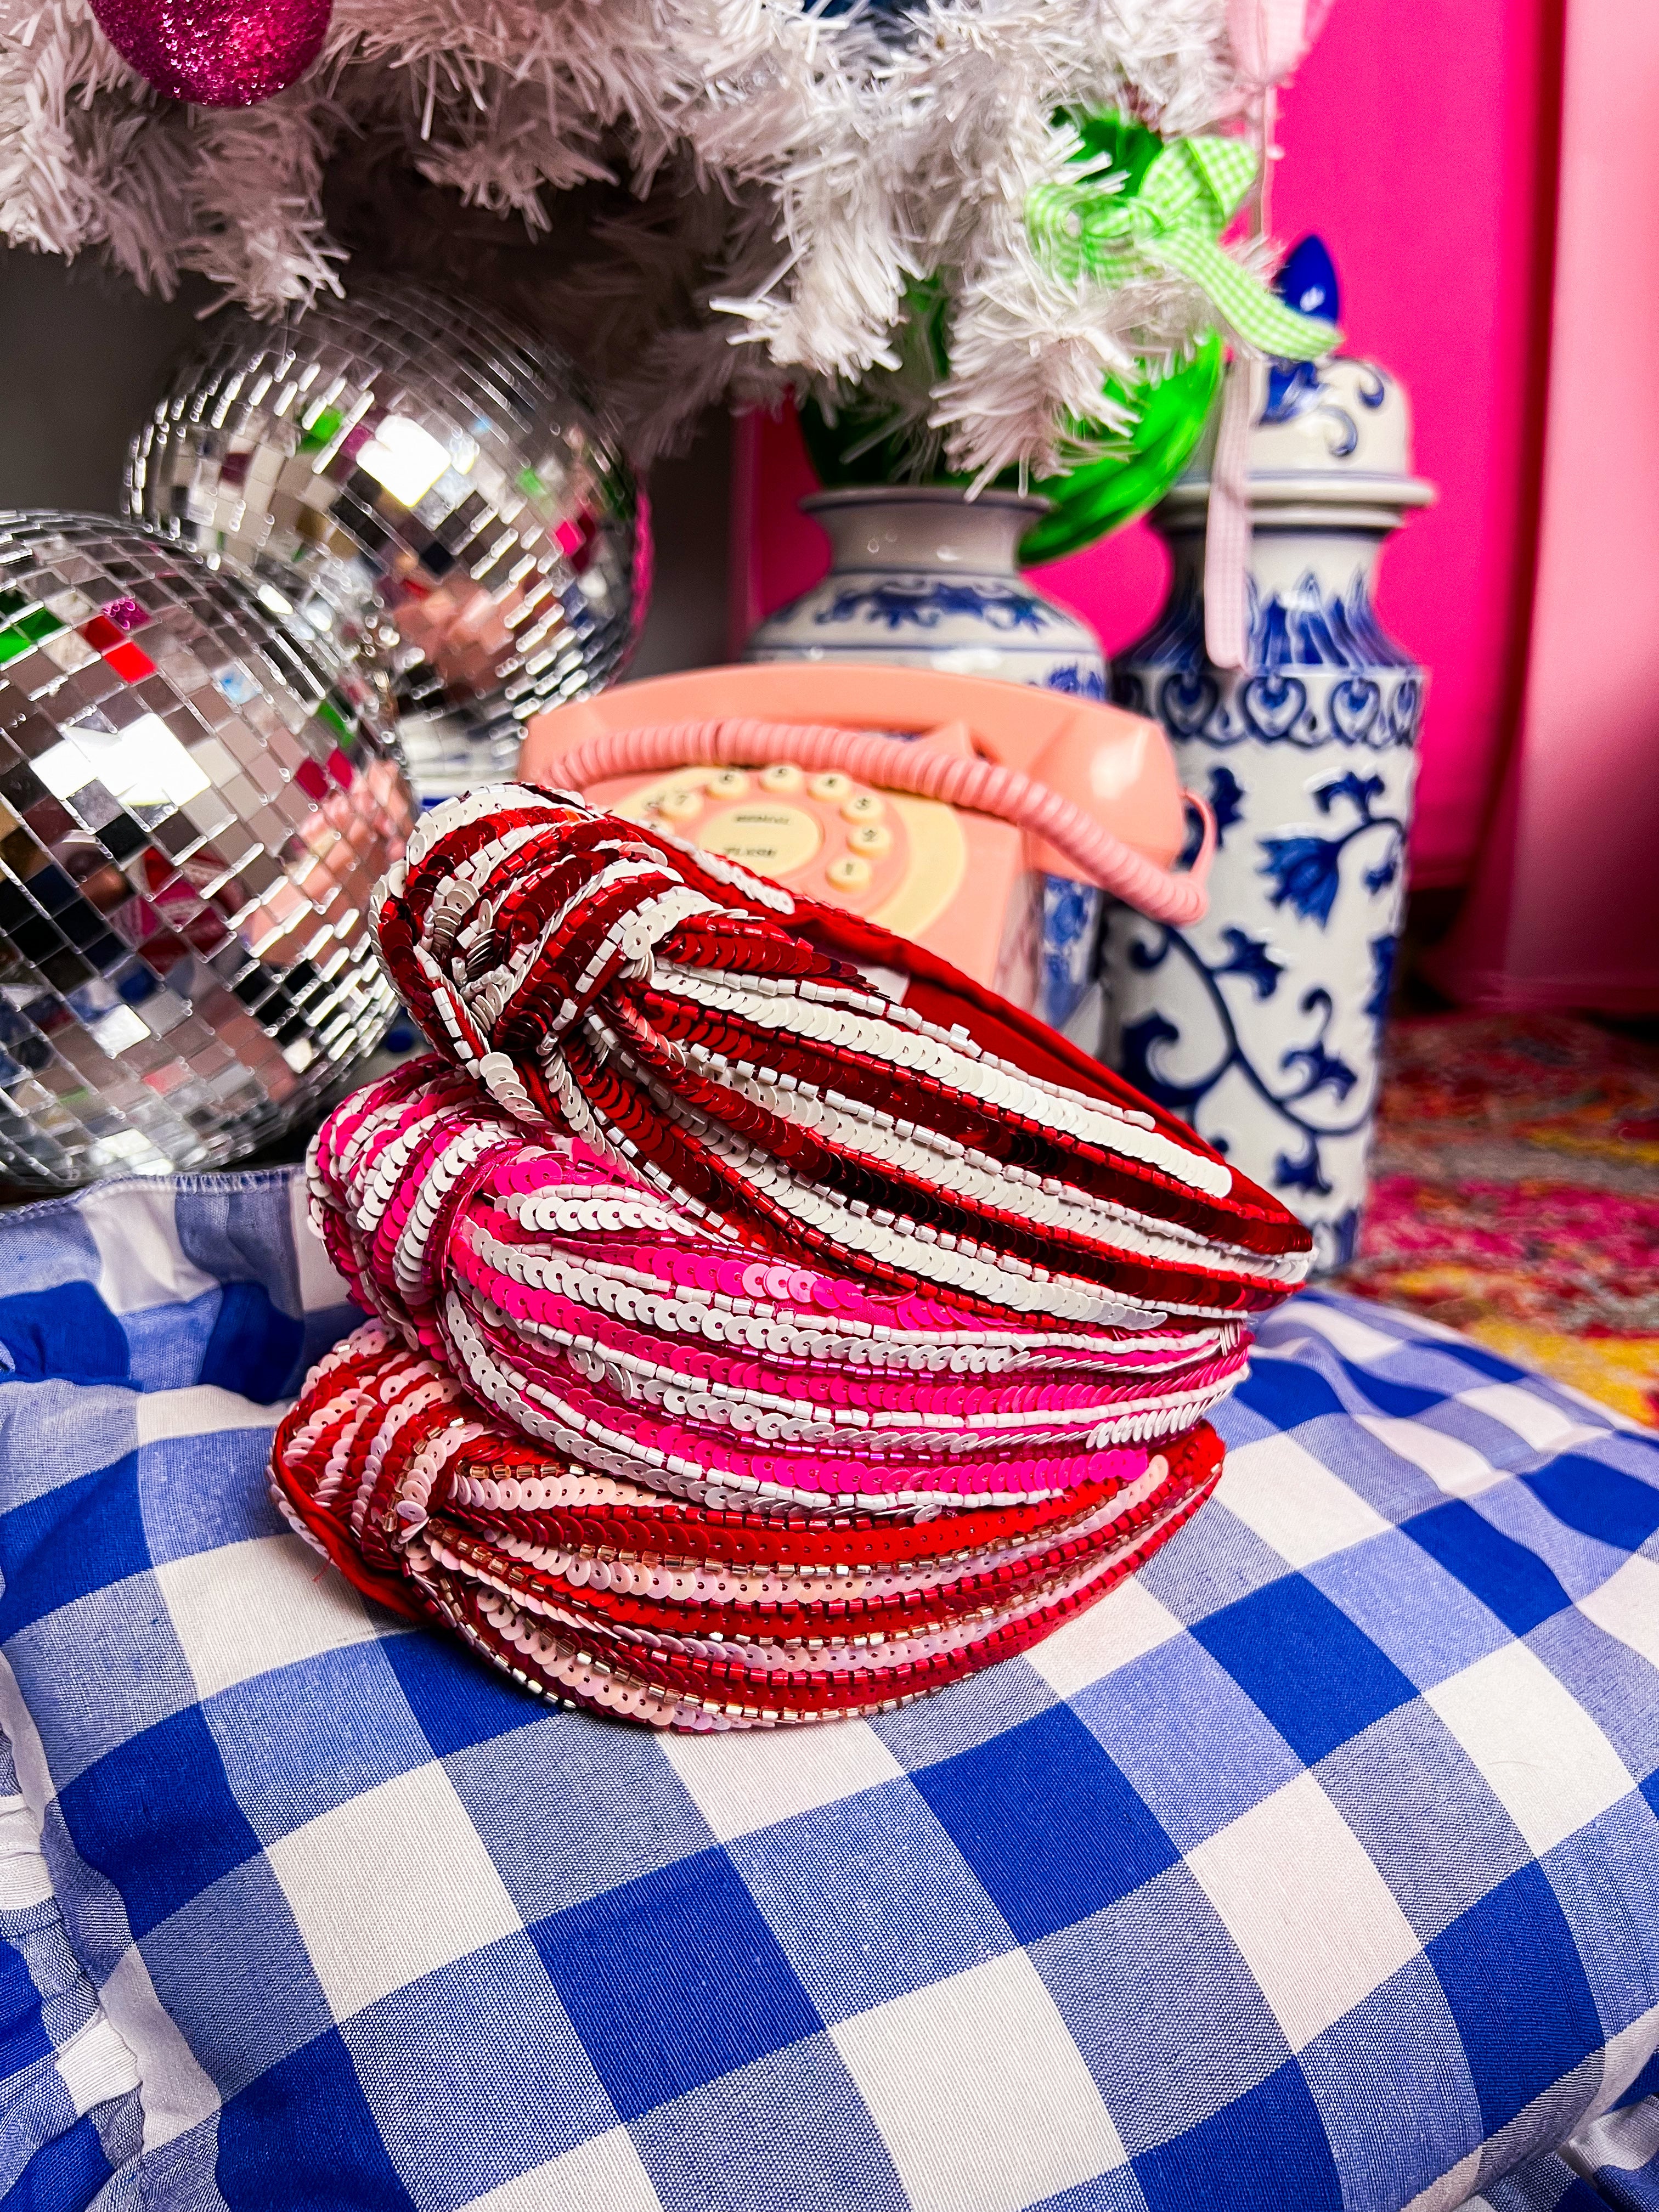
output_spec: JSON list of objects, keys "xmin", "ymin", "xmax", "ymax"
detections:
[{"xmin": 1163, "ymin": 356, "xmax": 1435, "ymax": 531}]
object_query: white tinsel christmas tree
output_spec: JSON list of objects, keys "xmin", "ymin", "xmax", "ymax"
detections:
[{"xmin": 0, "ymin": 0, "xmax": 1333, "ymax": 472}]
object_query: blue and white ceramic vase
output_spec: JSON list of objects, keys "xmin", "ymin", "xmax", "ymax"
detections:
[
  {"xmin": 1103, "ymin": 354, "xmax": 1434, "ymax": 1272},
  {"xmin": 746, "ymin": 484, "xmax": 1110, "ymax": 1036}
]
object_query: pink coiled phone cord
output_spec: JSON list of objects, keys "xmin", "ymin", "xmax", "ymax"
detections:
[{"xmin": 534, "ymin": 717, "xmax": 1216, "ymax": 926}]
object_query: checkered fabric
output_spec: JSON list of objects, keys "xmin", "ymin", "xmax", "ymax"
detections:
[{"xmin": 0, "ymin": 1170, "xmax": 1656, "ymax": 2212}]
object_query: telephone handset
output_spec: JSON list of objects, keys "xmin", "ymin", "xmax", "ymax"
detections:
[{"xmin": 520, "ymin": 664, "xmax": 1210, "ymax": 1022}]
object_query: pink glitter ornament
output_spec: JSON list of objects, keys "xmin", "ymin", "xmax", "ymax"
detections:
[{"xmin": 89, "ymin": 0, "xmax": 330, "ymax": 106}]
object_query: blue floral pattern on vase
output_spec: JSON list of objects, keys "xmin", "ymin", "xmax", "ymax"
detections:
[
  {"xmin": 1103, "ymin": 456, "xmax": 1427, "ymax": 1273},
  {"xmin": 747, "ymin": 488, "xmax": 1105, "ymax": 695},
  {"xmin": 816, "ymin": 579, "xmax": 1054, "ymax": 633},
  {"xmin": 1043, "ymin": 661, "xmax": 1108, "ymax": 702}
]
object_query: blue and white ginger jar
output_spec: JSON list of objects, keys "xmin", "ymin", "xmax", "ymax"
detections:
[
  {"xmin": 746, "ymin": 485, "xmax": 1109, "ymax": 1037},
  {"xmin": 1103, "ymin": 353, "xmax": 1434, "ymax": 1273}
]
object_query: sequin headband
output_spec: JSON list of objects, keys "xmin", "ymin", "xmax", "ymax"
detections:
[
  {"xmin": 374, "ymin": 785, "xmax": 1310, "ymax": 1325},
  {"xmin": 270, "ymin": 786, "xmax": 1313, "ymax": 1728}
]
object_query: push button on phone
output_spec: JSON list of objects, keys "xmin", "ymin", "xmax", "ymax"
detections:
[{"xmin": 847, "ymin": 822, "xmax": 891, "ymax": 857}]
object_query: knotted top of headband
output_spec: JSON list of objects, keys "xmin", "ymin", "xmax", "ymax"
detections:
[{"xmin": 374, "ymin": 785, "xmax": 1310, "ymax": 1333}]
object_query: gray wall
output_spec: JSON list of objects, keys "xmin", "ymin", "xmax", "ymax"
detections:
[{"xmin": 0, "ymin": 248, "xmax": 731, "ymax": 677}]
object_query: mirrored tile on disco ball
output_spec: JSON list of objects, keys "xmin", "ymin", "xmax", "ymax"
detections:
[
  {"xmin": 126, "ymin": 279, "xmax": 650, "ymax": 798},
  {"xmin": 0, "ymin": 514, "xmax": 416, "ymax": 1190}
]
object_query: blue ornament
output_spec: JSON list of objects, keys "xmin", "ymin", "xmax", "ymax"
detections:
[
  {"xmin": 1274, "ymin": 234, "xmax": 1340, "ymax": 323},
  {"xmin": 1265, "ymin": 236, "xmax": 1341, "ymax": 419}
]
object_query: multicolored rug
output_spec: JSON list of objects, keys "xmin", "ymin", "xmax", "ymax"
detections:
[{"xmin": 1340, "ymin": 1014, "xmax": 1659, "ymax": 1428}]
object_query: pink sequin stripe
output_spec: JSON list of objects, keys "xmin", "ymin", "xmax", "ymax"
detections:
[
  {"xmin": 451, "ymin": 1297, "xmax": 1245, "ymax": 1474},
  {"xmin": 309, "ymin": 1069, "xmax": 1255, "ymax": 1507},
  {"xmin": 458, "ymin": 1211, "xmax": 1240, "ymax": 1374},
  {"xmin": 446, "ymin": 1257, "xmax": 1250, "ymax": 1426},
  {"xmin": 316, "ymin": 1066, "xmax": 1252, "ymax": 1387}
]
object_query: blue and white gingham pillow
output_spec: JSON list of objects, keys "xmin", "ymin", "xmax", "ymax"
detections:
[{"xmin": 0, "ymin": 1169, "xmax": 1657, "ymax": 2212}]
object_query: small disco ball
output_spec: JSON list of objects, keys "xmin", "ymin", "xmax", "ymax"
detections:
[
  {"xmin": 0, "ymin": 513, "xmax": 416, "ymax": 1189},
  {"xmin": 125, "ymin": 278, "xmax": 650, "ymax": 797}
]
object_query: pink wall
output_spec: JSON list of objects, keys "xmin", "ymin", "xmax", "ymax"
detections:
[
  {"xmin": 735, "ymin": 0, "xmax": 1559, "ymax": 890},
  {"xmin": 1434, "ymin": 0, "xmax": 1659, "ymax": 1010}
]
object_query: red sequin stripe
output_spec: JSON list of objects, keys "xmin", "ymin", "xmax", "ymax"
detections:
[
  {"xmin": 559, "ymin": 1021, "xmax": 1173, "ymax": 1326},
  {"xmin": 424, "ymin": 1460, "xmax": 1208, "ymax": 1645},
  {"xmin": 379, "ymin": 796, "xmax": 1312, "ymax": 1294},
  {"xmin": 632, "ymin": 983, "xmax": 1296, "ymax": 1270},
  {"xmin": 613, "ymin": 811, "xmax": 1302, "ymax": 1254},
  {"xmin": 278, "ymin": 1336, "xmax": 1225, "ymax": 1568},
  {"xmin": 430, "ymin": 1472, "xmax": 1218, "ymax": 1726},
  {"xmin": 568, "ymin": 994, "xmax": 1285, "ymax": 1320},
  {"xmin": 612, "ymin": 1011, "xmax": 1282, "ymax": 1314}
]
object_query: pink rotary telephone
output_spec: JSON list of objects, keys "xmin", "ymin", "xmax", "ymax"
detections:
[{"xmin": 521, "ymin": 664, "xmax": 1212, "ymax": 1010}]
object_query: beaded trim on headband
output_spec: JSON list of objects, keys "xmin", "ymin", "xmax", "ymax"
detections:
[{"xmin": 276, "ymin": 785, "xmax": 1313, "ymax": 1728}]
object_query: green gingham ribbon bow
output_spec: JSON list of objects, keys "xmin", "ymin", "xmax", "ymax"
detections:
[{"xmin": 1027, "ymin": 134, "xmax": 1339, "ymax": 362}]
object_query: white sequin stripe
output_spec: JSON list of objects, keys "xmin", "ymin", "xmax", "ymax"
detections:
[
  {"xmin": 602, "ymin": 1070, "xmax": 1164, "ymax": 1325},
  {"xmin": 490, "ymin": 1183, "xmax": 689, "ymax": 1240},
  {"xmin": 388, "ymin": 1120, "xmax": 523, "ymax": 1306},
  {"xmin": 464, "ymin": 1293, "xmax": 1239, "ymax": 1454},
  {"xmin": 463, "ymin": 1209, "xmax": 1234, "ymax": 1370},
  {"xmin": 568, "ymin": 1023, "xmax": 1165, "ymax": 1325},
  {"xmin": 692, "ymin": 1046, "xmax": 1299, "ymax": 1284},
  {"xmin": 346, "ymin": 1358, "xmax": 429, "ymax": 1536},
  {"xmin": 447, "ymin": 1463, "xmax": 664, "ymax": 1515},
  {"xmin": 399, "ymin": 784, "xmax": 562, "ymax": 873},
  {"xmin": 458, "ymin": 1222, "xmax": 1232, "ymax": 1378},
  {"xmin": 448, "ymin": 1458, "xmax": 1175, "ymax": 1609},
  {"xmin": 455, "ymin": 1262, "xmax": 1237, "ymax": 1444},
  {"xmin": 706, "ymin": 1057, "xmax": 1302, "ymax": 1287},
  {"xmin": 653, "ymin": 964, "xmax": 1233, "ymax": 1200},
  {"xmin": 326, "ymin": 1085, "xmax": 477, "ymax": 1242},
  {"xmin": 478, "ymin": 868, "xmax": 714, "ymax": 1047},
  {"xmin": 421, "ymin": 819, "xmax": 572, "ymax": 951},
  {"xmin": 439, "ymin": 1296, "xmax": 1205, "ymax": 1509},
  {"xmin": 388, "ymin": 1417, "xmax": 494, "ymax": 1545},
  {"xmin": 269, "ymin": 1479, "xmax": 336, "ymax": 1565},
  {"xmin": 281, "ymin": 1371, "xmax": 387, "ymax": 1505},
  {"xmin": 595, "ymin": 1484, "xmax": 1203, "ymax": 1676},
  {"xmin": 320, "ymin": 1397, "xmax": 385, "ymax": 1515},
  {"xmin": 361, "ymin": 1373, "xmax": 465, "ymax": 1527},
  {"xmin": 409, "ymin": 825, "xmax": 686, "ymax": 975},
  {"xmin": 327, "ymin": 1071, "xmax": 472, "ymax": 1184}
]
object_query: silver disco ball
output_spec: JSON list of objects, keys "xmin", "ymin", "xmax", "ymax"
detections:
[
  {"xmin": 124, "ymin": 278, "xmax": 650, "ymax": 797},
  {"xmin": 0, "ymin": 513, "xmax": 416, "ymax": 1189}
]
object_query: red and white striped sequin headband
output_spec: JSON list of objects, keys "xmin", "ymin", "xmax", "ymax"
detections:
[
  {"xmin": 374, "ymin": 785, "xmax": 1311, "ymax": 1327},
  {"xmin": 271, "ymin": 785, "xmax": 1313, "ymax": 1728}
]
